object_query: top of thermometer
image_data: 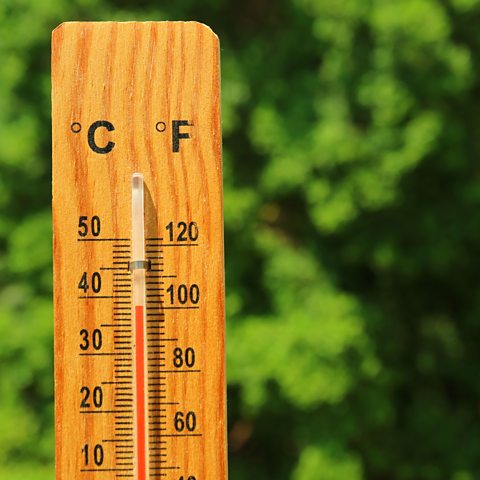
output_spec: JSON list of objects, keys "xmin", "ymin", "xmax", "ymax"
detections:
[
  {"xmin": 131, "ymin": 173, "xmax": 145, "ymax": 262},
  {"xmin": 130, "ymin": 173, "xmax": 148, "ymax": 275},
  {"xmin": 52, "ymin": 21, "xmax": 226, "ymax": 480}
]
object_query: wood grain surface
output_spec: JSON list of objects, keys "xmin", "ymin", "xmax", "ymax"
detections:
[{"xmin": 52, "ymin": 21, "xmax": 226, "ymax": 480}]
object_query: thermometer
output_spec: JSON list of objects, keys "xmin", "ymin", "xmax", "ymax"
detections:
[{"xmin": 52, "ymin": 21, "xmax": 227, "ymax": 480}]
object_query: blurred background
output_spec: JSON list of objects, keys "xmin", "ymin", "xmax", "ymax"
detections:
[{"xmin": 2, "ymin": 0, "xmax": 480, "ymax": 478}]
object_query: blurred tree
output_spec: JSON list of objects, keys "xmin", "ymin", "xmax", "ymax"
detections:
[{"xmin": 2, "ymin": 0, "xmax": 480, "ymax": 479}]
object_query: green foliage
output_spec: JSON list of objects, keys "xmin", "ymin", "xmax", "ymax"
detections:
[
  {"xmin": 2, "ymin": 0, "xmax": 480, "ymax": 478},
  {"xmin": 0, "ymin": 464, "xmax": 54, "ymax": 480}
]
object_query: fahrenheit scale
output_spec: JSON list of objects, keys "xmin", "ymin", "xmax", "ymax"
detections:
[{"xmin": 52, "ymin": 22, "xmax": 227, "ymax": 480}]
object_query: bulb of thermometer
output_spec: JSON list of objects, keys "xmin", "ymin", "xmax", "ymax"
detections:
[{"xmin": 52, "ymin": 21, "xmax": 227, "ymax": 480}]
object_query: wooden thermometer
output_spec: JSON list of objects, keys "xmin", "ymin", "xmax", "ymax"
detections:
[{"xmin": 52, "ymin": 22, "xmax": 226, "ymax": 480}]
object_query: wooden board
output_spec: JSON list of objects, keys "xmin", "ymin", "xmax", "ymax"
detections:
[{"xmin": 52, "ymin": 21, "xmax": 226, "ymax": 480}]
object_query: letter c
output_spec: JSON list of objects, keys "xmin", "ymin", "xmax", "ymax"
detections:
[{"xmin": 87, "ymin": 120, "xmax": 115, "ymax": 154}]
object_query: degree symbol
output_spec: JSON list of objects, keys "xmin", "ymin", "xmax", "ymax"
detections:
[
  {"xmin": 71, "ymin": 122, "xmax": 82, "ymax": 133},
  {"xmin": 155, "ymin": 121, "xmax": 166, "ymax": 133}
]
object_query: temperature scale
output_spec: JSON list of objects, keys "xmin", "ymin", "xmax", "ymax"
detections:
[{"xmin": 52, "ymin": 22, "xmax": 227, "ymax": 480}]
